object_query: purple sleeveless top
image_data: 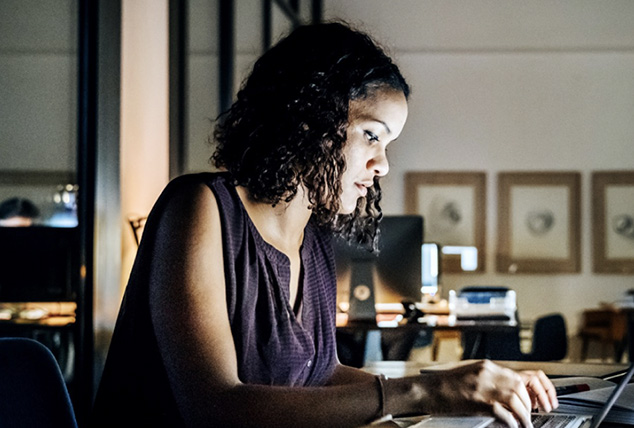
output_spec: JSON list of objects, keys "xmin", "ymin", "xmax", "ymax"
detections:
[
  {"xmin": 210, "ymin": 173, "xmax": 338, "ymax": 386},
  {"xmin": 92, "ymin": 173, "xmax": 338, "ymax": 427}
]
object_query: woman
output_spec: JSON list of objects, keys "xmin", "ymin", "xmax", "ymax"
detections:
[{"xmin": 93, "ymin": 22, "xmax": 557, "ymax": 427}]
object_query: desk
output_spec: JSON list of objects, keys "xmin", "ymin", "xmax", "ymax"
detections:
[
  {"xmin": 362, "ymin": 360, "xmax": 630, "ymax": 380},
  {"xmin": 337, "ymin": 313, "xmax": 518, "ymax": 331},
  {"xmin": 358, "ymin": 415, "xmax": 633, "ymax": 428},
  {"xmin": 617, "ymin": 305, "xmax": 634, "ymax": 363},
  {"xmin": 358, "ymin": 360, "xmax": 634, "ymax": 428},
  {"xmin": 336, "ymin": 314, "xmax": 518, "ymax": 366}
]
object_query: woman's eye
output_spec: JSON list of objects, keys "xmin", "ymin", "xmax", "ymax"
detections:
[{"xmin": 365, "ymin": 130, "xmax": 379, "ymax": 143}]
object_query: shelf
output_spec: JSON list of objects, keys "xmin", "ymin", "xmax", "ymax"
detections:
[
  {"xmin": 0, "ymin": 317, "xmax": 76, "ymax": 328},
  {"xmin": 0, "ymin": 302, "xmax": 77, "ymax": 327}
]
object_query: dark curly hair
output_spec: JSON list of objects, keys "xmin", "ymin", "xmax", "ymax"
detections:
[{"xmin": 212, "ymin": 21, "xmax": 409, "ymax": 250}]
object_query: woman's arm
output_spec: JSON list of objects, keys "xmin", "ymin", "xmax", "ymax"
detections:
[
  {"xmin": 326, "ymin": 363, "xmax": 377, "ymax": 385},
  {"xmin": 146, "ymin": 182, "xmax": 555, "ymax": 427},
  {"xmin": 328, "ymin": 361, "xmax": 558, "ymax": 427}
]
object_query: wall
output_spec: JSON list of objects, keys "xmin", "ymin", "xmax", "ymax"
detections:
[
  {"xmin": 184, "ymin": 0, "xmax": 300, "ymax": 174},
  {"xmin": 323, "ymin": 0, "xmax": 634, "ymax": 337},
  {"xmin": 120, "ymin": 0, "xmax": 170, "ymax": 286},
  {"xmin": 0, "ymin": 0, "xmax": 77, "ymax": 172},
  {"xmin": 0, "ymin": 0, "xmax": 78, "ymax": 219}
]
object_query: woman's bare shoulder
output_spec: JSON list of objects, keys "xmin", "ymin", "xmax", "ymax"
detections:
[
  {"xmin": 162, "ymin": 173, "xmax": 218, "ymax": 203},
  {"xmin": 152, "ymin": 173, "xmax": 221, "ymax": 226},
  {"xmin": 133, "ymin": 174, "xmax": 225, "ymax": 261},
  {"xmin": 147, "ymin": 174, "xmax": 226, "ymax": 303}
]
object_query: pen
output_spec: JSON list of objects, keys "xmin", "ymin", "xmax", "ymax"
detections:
[{"xmin": 555, "ymin": 384, "xmax": 590, "ymax": 396}]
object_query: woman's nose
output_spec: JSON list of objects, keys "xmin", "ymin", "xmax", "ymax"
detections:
[{"xmin": 370, "ymin": 150, "xmax": 389, "ymax": 177}]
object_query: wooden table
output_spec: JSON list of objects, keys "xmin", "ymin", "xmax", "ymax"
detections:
[
  {"xmin": 336, "ymin": 313, "xmax": 518, "ymax": 333},
  {"xmin": 356, "ymin": 360, "xmax": 633, "ymax": 428},
  {"xmin": 362, "ymin": 359, "xmax": 631, "ymax": 380}
]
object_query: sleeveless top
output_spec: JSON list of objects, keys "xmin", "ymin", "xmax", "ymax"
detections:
[{"xmin": 92, "ymin": 173, "xmax": 338, "ymax": 427}]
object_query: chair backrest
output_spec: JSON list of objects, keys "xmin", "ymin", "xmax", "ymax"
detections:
[
  {"xmin": 580, "ymin": 308, "xmax": 628, "ymax": 341},
  {"xmin": 529, "ymin": 313, "xmax": 568, "ymax": 361},
  {"xmin": 0, "ymin": 337, "xmax": 77, "ymax": 428}
]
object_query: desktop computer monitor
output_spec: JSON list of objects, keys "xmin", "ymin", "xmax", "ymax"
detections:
[
  {"xmin": 0, "ymin": 226, "xmax": 79, "ymax": 302},
  {"xmin": 421, "ymin": 242, "xmax": 440, "ymax": 297},
  {"xmin": 334, "ymin": 215, "xmax": 423, "ymax": 321}
]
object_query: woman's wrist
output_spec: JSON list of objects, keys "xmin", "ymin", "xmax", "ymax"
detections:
[{"xmin": 382, "ymin": 374, "xmax": 436, "ymax": 417}]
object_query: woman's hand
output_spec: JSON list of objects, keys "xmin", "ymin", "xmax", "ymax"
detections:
[
  {"xmin": 518, "ymin": 370, "xmax": 559, "ymax": 413},
  {"xmin": 423, "ymin": 360, "xmax": 535, "ymax": 428}
]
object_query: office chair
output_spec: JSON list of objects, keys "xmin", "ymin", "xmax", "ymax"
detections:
[
  {"xmin": 0, "ymin": 337, "xmax": 77, "ymax": 428},
  {"xmin": 578, "ymin": 307, "xmax": 627, "ymax": 362},
  {"xmin": 463, "ymin": 313, "xmax": 568, "ymax": 362},
  {"xmin": 525, "ymin": 313, "xmax": 568, "ymax": 361},
  {"xmin": 462, "ymin": 329, "xmax": 523, "ymax": 360},
  {"xmin": 456, "ymin": 285, "xmax": 568, "ymax": 361}
]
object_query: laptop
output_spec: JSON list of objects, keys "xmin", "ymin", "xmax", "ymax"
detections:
[{"xmin": 409, "ymin": 362, "xmax": 634, "ymax": 428}]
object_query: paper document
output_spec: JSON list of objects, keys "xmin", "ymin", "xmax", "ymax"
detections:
[{"xmin": 548, "ymin": 376, "xmax": 634, "ymax": 425}]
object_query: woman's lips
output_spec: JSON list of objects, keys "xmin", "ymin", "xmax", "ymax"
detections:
[{"xmin": 356, "ymin": 183, "xmax": 368, "ymax": 197}]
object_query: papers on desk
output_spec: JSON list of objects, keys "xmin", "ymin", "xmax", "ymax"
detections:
[
  {"xmin": 551, "ymin": 377, "xmax": 634, "ymax": 425},
  {"xmin": 404, "ymin": 416, "xmax": 494, "ymax": 428}
]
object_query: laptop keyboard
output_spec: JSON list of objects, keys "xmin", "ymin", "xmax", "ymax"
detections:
[
  {"xmin": 488, "ymin": 414, "xmax": 579, "ymax": 428},
  {"xmin": 531, "ymin": 414, "xmax": 577, "ymax": 428}
]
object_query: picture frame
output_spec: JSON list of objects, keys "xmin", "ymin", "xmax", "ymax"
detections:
[
  {"xmin": 496, "ymin": 172, "xmax": 581, "ymax": 274},
  {"xmin": 592, "ymin": 171, "xmax": 634, "ymax": 274},
  {"xmin": 405, "ymin": 171, "xmax": 486, "ymax": 273}
]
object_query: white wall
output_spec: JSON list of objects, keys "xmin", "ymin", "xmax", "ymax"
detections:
[
  {"xmin": 0, "ymin": 0, "xmax": 78, "ymax": 172},
  {"xmin": 0, "ymin": 0, "xmax": 78, "ymax": 220},
  {"xmin": 324, "ymin": 0, "xmax": 634, "ymax": 336},
  {"xmin": 184, "ymin": 0, "xmax": 299, "ymax": 174}
]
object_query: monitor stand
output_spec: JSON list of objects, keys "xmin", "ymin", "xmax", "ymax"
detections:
[{"xmin": 347, "ymin": 260, "xmax": 376, "ymax": 322}]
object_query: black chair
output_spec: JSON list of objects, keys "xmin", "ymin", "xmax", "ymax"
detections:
[
  {"xmin": 457, "ymin": 286, "xmax": 568, "ymax": 361},
  {"xmin": 463, "ymin": 313, "xmax": 568, "ymax": 362},
  {"xmin": 525, "ymin": 313, "xmax": 568, "ymax": 361},
  {"xmin": 0, "ymin": 337, "xmax": 77, "ymax": 428}
]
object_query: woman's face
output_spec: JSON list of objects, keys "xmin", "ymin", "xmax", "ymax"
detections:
[{"xmin": 338, "ymin": 89, "xmax": 409, "ymax": 214}]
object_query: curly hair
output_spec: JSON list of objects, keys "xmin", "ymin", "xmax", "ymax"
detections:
[{"xmin": 212, "ymin": 21, "xmax": 409, "ymax": 250}]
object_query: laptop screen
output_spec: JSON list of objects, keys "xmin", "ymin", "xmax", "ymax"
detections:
[{"xmin": 589, "ymin": 362, "xmax": 634, "ymax": 428}]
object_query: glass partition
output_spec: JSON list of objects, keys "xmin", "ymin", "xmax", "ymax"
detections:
[
  {"xmin": 0, "ymin": 0, "xmax": 79, "ymax": 227},
  {"xmin": 172, "ymin": 0, "xmax": 320, "ymax": 176}
]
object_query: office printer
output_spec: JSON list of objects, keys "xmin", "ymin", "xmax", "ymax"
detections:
[{"xmin": 448, "ymin": 286, "xmax": 517, "ymax": 321}]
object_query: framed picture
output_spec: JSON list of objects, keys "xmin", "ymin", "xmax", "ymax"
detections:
[
  {"xmin": 497, "ymin": 172, "xmax": 581, "ymax": 274},
  {"xmin": 592, "ymin": 171, "xmax": 634, "ymax": 274},
  {"xmin": 405, "ymin": 172, "xmax": 486, "ymax": 273}
]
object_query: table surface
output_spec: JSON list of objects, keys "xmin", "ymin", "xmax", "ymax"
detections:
[
  {"xmin": 336, "ymin": 313, "xmax": 518, "ymax": 332},
  {"xmin": 359, "ymin": 360, "xmax": 633, "ymax": 427},
  {"xmin": 362, "ymin": 359, "xmax": 631, "ymax": 379}
]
